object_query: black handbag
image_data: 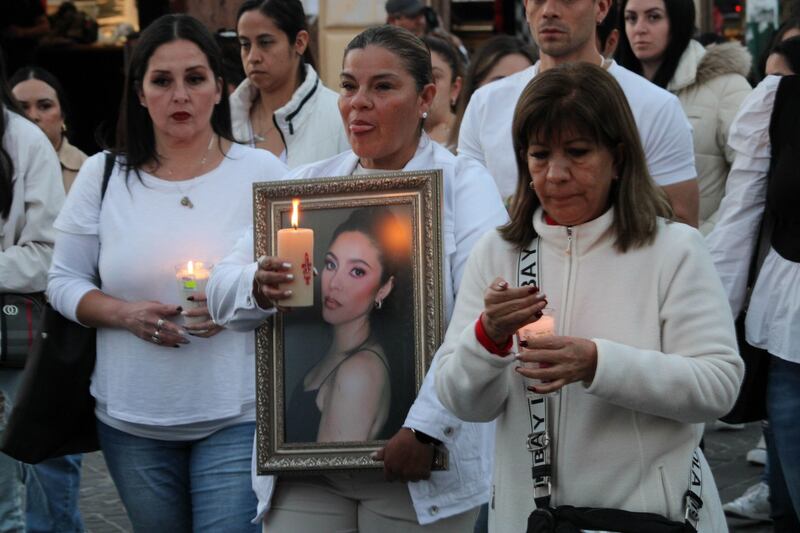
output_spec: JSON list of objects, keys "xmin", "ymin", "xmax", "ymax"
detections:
[
  {"xmin": 527, "ymin": 505, "xmax": 696, "ymax": 533},
  {"xmin": 0, "ymin": 293, "xmax": 45, "ymax": 368},
  {"xmin": 719, "ymin": 312, "xmax": 770, "ymax": 424},
  {"xmin": 0, "ymin": 153, "xmax": 115, "ymax": 463},
  {"xmin": 0, "ymin": 305, "xmax": 99, "ymax": 462}
]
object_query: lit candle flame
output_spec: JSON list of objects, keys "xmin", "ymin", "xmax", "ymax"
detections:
[
  {"xmin": 291, "ymin": 199, "xmax": 300, "ymax": 229},
  {"xmin": 187, "ymin": 260, "xmax": 194, "ymax": 275}
]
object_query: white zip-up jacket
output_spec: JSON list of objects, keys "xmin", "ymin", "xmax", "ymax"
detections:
[
  {"xmin": 1, "ymin": 109, "xmax": 63, "ymax": 293},
  {"xmin": 207, "ymin": 134, "xmax": 509, "ymax": 524},
  {"xmin": 435, "ymin": 209, "xmax": 743, "ymax": 532},
  {"xmin": 230, "ymin": 64, "xmax": 350, "ymax": 169}
]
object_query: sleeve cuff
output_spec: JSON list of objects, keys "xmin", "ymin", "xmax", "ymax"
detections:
[{"xmin": 475, "ymin": 314, "xmax": 513, "ymax": 356}]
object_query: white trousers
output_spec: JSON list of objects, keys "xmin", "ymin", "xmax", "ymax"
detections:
[{"xmin": 263, "ymin": 471, "xmax": 479, "ymax": 533}]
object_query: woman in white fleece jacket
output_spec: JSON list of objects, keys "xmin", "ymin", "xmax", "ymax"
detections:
[{"xmin": 435, "ymin": 63, "xmax": 743, "ymax": 533}]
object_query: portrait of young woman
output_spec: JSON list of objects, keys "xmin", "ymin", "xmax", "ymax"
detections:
[{"xmin": 281, "ymin": 206, "xmax": 414, "ymax": 445}]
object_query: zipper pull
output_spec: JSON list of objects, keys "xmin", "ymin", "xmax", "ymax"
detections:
[{"xmin": 565, "ymin": 227, "xmax": 573, "ymax": 255}]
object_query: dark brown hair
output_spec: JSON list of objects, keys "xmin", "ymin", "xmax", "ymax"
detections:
[
  {"xmin": 344, "ymin": 25, "xmax": 432, "ymax": 92},
  {"xmin": 111, "ymin": 15, "xmax": 232, "ymax": 178},
  {"xmin": 501, "ymin": 62, "xmax": 672, "ymax": 252}
]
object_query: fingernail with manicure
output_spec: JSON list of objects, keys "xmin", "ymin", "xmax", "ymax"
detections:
[
  {"xmin": 286, "ymin": 274, "xmax": 294, "ymax": 280},
  {"xmin": 176, "ymin": 306, "xmax": 183, "ymax": 312},
  {"xmin": 528, "ymin": 286, "xmax": 538, "ymax": 294},
  {"xmin": 282, "ymin": 262, "xmax": 292, "ymax": 269},
  {"xmin": 519, "ymin": 340, "xmax": 528, "ymax": 347}
]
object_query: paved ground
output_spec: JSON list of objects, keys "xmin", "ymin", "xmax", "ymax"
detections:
[{"xmin": 78, "ymin": 422, "xmax": 773, "ymax": 532}]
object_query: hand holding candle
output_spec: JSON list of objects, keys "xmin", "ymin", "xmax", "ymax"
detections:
[{"xmin": 275, "ymin": 199, "xmax": 314, "ymax": 307}]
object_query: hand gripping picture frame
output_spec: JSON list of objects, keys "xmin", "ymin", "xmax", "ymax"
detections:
[{"xmin": 253, "ymin": 170, "xmax": 445, "ymax": 475}]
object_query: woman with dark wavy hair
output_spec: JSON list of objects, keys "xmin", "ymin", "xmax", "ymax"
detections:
[{"xmin": 46, "ymin": 15, "xmax": 287, "ymax": 531}]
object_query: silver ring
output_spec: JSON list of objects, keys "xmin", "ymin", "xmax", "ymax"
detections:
[
  {"xmin": 153, "ymin": 329, "xmax": 161, "ymax": 339},
  {"xmin": 150, "ymin": 334, "xmax": 162, "ymax": 344},
  {"xmin": 156, "ymin": 318, "xmax": 166, "ymax": 330}
]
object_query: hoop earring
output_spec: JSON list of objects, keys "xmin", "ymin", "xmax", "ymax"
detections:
[{"xmin": 374, "ymin": 299, "xmax": 383, "ymax": 310}]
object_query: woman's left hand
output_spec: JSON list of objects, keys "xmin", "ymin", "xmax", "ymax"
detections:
[
  {"xmin": 182, "ymin": 291, "xmax": 225, "ymax": 338},
  {"xmin": 515, "ymin": 335, "xmax": 598, "ymax": 394}
]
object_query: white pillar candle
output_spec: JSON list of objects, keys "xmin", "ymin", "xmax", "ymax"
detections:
[
  {"xmin": 276, "ymin": 199, "xmax": 314, "ymax": 307},
  {"xmin": 175, "ymin": 260, "xmax": 211, "ymax": 324}
]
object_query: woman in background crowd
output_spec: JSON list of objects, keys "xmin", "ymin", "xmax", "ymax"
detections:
[
  {"xmin": 46, "ymin": 15, "xmax": 287, "ymax": 531},
  {"xmin": 448, "ymin": 35, "xmax": 535, "ymax": 149},
  {"xmin": 9, "ymin": 63, "xmax": 89, "ymax": 533},
  {"xmin": 0, "ymin": 47, "xmax": 64, "ymax": 533},
  {"xmin": 711, "ymin": 36, "xmax": 800, "ymax": 531},
  {"xmin": 618, "ymin": 0, "xmax": 751, "ymax": 235},
  {"xmin": 765, "ymin": 35, "xmax": 800, "ymax": 76},
  {"xmin": 421, "ymin": 35, "xmax": 462, "ymax": 151},
  {"xmin": 755, "ymin": 17, "xmax": 800, "ymax": 79},
  {"xmin": 11, "ymin": 67, "xmax": 88, "ymax": 193},
  {"xmin": 209, "ymin": 24, "xmax": 507, "ymax": 532},
  {"xmin": 707, "ymin": 69, "xmax": 800, "ymax": 533},
  {"xmin": 232, "ymin": 0, "xmax": 348, "ymax": 168}
]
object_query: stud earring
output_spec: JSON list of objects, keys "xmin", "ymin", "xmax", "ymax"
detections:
[
  {"xmin": 421, "ymin": 111, "xmax": 428, "ymax": 120},
  {"xmin": 374, "ymin": 299, "xmax": 383, "ymax": 310}
]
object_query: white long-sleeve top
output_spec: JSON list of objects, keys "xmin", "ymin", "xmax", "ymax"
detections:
[
  {"xmin": 207, "ymin": 134, "xmax": 509, "ymax": 524},
  {"xmin": 436, "ymin": 209, "xmax": 743, "ymax": 533},
  {"xmin": 47, "ymin": 144, "xmax": 289, "ymax": 437},
  {"xmin": 705, "ymin": 75, "xmax": 799, "ymax": 363},
  {"xmin": 1, "ymin": 109, "xmax": 63, "ymax": 293}
]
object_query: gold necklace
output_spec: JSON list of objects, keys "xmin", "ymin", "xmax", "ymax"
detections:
[{"xmin": 159, "ymin": 134, "xmax": 216, "ymax": 209}]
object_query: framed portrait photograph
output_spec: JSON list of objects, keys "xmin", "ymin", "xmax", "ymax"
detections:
[{"xmin": 253, "ymin": 171, "xmax": 445, "ymax": 475}]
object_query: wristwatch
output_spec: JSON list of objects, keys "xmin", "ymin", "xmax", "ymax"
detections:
[{"xmin": 406, "ymin": 427, "xmax": 442, "ymax": 446}]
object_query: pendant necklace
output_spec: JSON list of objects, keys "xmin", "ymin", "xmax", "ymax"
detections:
[
  {"xmin": 163, "ymin": 134, "xmax": 216, "ymax": 209},
  {"xmin": 251, "ymin": 98, "xmax": 276, "ymax": 142}
]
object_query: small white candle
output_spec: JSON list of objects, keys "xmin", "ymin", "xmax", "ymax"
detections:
[
  {"xmin": 276, "ymin": 199, "xmax": 314, "ymax": 307},
  {"xmin": 517, "ymin": 308, "xmax": 557, "ymax": 390},
  {"xmin": 175, "ymin": 260, "xmax": 211, "ymax": 324},
  {"xmin": 518, "ymin": 314, "xmax": 555, "ymax": 341}
]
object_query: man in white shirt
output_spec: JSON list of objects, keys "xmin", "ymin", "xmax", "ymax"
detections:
[{"xmin": 459, "ymin": 0, "xmax": 699, "ymax": 227}]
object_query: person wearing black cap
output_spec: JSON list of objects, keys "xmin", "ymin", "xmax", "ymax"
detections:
[{"xmin": 386, "ymin": 0, "xmax": 426, "ymax": 37}]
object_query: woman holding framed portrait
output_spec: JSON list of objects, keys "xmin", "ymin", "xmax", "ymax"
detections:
[{"xmin": 208, "ymin": 24, "xmax": 508, "ymax": 532}]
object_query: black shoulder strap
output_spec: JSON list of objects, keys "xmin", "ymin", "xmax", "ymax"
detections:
[{"xmin": 100, "ymin": 152, "xmax": 114, "ymax": 201}]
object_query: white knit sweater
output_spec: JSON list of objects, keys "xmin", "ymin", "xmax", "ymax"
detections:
[{"xmin": 436, "ymin": 208, "xmax": 743, "ymax": 533}]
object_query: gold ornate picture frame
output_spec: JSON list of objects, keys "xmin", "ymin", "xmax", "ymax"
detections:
[{"xmin": 253, "ymin": 171, "xmax": 444, "ymax": 475}]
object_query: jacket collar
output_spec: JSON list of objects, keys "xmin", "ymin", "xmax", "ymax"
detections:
[
  {"xmin": 668, "ymin": 40, "xmax": 706, "ymax": 92},
  {"xmin": 532, "ymin": 206, "xmax": 615, "ymax": 257},
  {"xmin": 229, "ymin": 64, "xmax": 322, "ymax": 140}
]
